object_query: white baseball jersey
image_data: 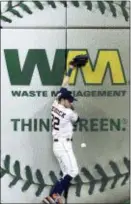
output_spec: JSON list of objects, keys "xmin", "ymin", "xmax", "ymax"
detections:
[{"xmin": 51, "ymin": 100, "xmax": 78, "ymax": 139}]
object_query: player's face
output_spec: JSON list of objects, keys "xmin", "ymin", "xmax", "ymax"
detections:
[{"xmin": 64, "ymin": 99, "xmax": 72, "ymax": 108}]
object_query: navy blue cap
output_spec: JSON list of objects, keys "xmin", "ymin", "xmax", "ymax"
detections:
[
  {"xmin": 57, "ymin": 88, "xmax": 77, "ymax": 102},
  {"xmin": 58, "ymin": 88, "xmax": 71, "ymax": 95},
  {"xmin": 60, "ymin": 91, "xmax": 77, "ymax": 103}
]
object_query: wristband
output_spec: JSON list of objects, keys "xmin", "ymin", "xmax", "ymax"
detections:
[{"xmin": 66, "ymin": 68, "xmax": 73, "ymax": 77}]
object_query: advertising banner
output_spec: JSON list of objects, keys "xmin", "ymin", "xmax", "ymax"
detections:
[{"xmin": 1, "ymin": 1, "xmax": 130, "ymax": 203}]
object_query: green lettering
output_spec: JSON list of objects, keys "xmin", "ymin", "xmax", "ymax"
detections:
[
  {"xmin": 11, "ymin": 91, "xmax": 21, "ymax": 97},
  {"xmin": 90, "ymin": 119, "xmax": 98, "ymax": 131},
  {"xmin": 79, "ymin": 119, "xmax": 88, "ymax": 131},
  {"xmin": 110, "ymin": 119, "xmax": 121, "ymax": 131},
  {"xmin": 22, "ymin": 91, "xmax": 28, "ymax": 97},
  {"xmin": 98, "ymin": 91, "xmax": 106, "ymax": 96},
  {"xmin": 29, "ymin": 91, "xmax": 35, "ymax": 97},
  {"xmin": 84, "ymin": 91, "xmax": 90, "ymax": 97},
  {"xmin": 21, "ymin": 119, "xmax": 32, "ymax": 131},
  {"xmin": 107, "ymin": 91, "xmax": 113, "ymax": 96},
  {"xmin": 34, "ymin": 119, "xmax": 38, "ymax": 132},
  {"xmin": 39, "ymin": 119, "xmax": 50, "ymax": 132},
  {"xmin": 100, "ymin": 118, "xmax": 108, "ymax": 131},
  {"xmin": 4, "ymin": 49, "xmax": 66, "ymax": 85},
  {"xmin": 51, "ymin": 91, "xmax": 58, "ymax": 97},
  {"xmin": 76, "ymin": 91, "xmax": 83, "ymax": 97},
  {"xmin": 11, "ymin": 119, "xmax": 20, "ymax": 131}
]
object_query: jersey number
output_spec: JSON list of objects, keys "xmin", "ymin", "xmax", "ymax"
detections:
[{"xmin": 52, "ymin": 114, "xmax": 60, "ymax": 130}]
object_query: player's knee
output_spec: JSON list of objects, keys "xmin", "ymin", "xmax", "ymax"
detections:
[
  {"xmin": 69, "ymin": 167, "xmax": 79, "ymax": 178},
  {"xmin": 74, "ymin": 167, "xmax": 79, "ymax": 177}
]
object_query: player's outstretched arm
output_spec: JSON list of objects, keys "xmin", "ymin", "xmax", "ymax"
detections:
[
  {"xmin": 61, "ymin": 54, "xmax": 88, "ymax": 87},
  {"xmin": 56, "ymin": 54, "xmax": 88, "ymax": 101},
  {"xmin": 55, "ymin": 65, "xmax": 75, "ymax": 102},
  {"xmin": 61, "ymin": 65, "xmax": 74, "ymax": 87}
]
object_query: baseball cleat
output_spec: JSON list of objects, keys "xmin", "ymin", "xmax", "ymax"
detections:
[
  {"xmin": 51, "ymin": 193, "xmax": 63, "ymax": 204},
  {"xmin": 42, "ymin": 197, "xmax": 49, "ymax": 204},
  {"xmin": 42, "ymin": 196, "xmax": 55, "ymax": 204}
]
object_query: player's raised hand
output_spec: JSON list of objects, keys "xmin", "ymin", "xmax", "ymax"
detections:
[
  {"xmin": 62, "ymin": 54, "xmax": 88, "ymax": 87},
  {"xmin": 69, "ymin": 54, "xmax": 88, "ymax": 68}
]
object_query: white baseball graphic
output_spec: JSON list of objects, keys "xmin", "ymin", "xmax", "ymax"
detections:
[{"xmin": 1, "ymin": 1, "xmax": 130, "ymax": 204}]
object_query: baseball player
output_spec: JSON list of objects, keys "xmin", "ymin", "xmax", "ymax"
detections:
[{"xmin": 42, "ymin": 55, "xmax": 88, "ymax": 204}]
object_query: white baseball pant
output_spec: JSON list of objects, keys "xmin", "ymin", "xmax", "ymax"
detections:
[{"xmin": 53, "ymin": 138, "xmax": 79, "ymax": 178}]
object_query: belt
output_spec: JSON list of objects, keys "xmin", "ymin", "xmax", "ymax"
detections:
[{"xmin": 54, "ymin": 138, "xmax": 73, "ymax": 142}]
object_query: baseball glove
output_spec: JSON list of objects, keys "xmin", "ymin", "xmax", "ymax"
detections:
[{"xmin": 69, "ymin": 54, "xmax": 88, "ymax": 67}]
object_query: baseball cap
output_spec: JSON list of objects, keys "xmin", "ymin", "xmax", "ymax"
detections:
[
  {"xmin": 61, "ymin": 91, "xmax": 77, "ymax": 103},
  {"xmin": 58, "ymin": 88, "xmax": 71, "ymax": 95}
]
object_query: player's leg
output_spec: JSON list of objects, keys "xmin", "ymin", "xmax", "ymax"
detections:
[
  {"xmin": 43, "ymin": 141, "xmax": 78, "ymax": 203},
  {"xmin": 50, "ymin": 141, "xmax": 78, "ymax": 196},
  {"xmin": 62, "ymin": 140, "xmax": 79, "ymax": 178},
  {"xmin": 42, "ymin": 142, "xmax": 64, "ymax": 204},
  {"xmin": 49, "ymin": 155, "xmax": 72, "ymax": 195},
  {"xmin": 59, "ymin": 143, "xmax": 79, "ymax": 199},
  {"xmin": 59, "ymin": 141, "xmax": 79, "ymax": 194},
  {"xmin": 49, "ymin": 144, "xmax": 69, "ymax": 197},
  {"xmin": 54, "ymin": 140, "xmax": 79, "ymax": 178}
]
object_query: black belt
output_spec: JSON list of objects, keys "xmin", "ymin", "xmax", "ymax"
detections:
[{"xmin": 54, "ymin": 138, "xmax": 73, "ymax": 142}]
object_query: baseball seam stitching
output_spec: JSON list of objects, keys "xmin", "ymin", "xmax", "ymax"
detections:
[
  {"xmin": 0, "ymin": 1, "xmax": 129, "ymax": 24},
  {"xmin": 0, "ymin": 0, "xmax": 130, "ymax": 201},
  {"xmin": 0, "ymin": 155, "xmax": 130, "ymax": 197}
]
